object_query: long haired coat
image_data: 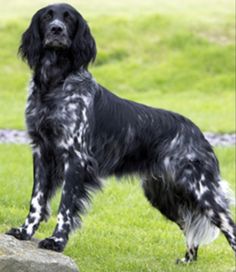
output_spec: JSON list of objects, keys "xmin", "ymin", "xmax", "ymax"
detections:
[{"xmin": 7, "ymin": 3, "xmax": 236, "ymax": 263}]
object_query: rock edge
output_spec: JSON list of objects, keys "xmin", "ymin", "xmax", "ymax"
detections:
[{"xmin": 0, "ymin": 234, "xmax": 79, "ymax": 272}]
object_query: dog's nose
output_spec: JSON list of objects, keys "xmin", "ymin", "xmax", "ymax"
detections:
[
  {"xmin": 49, "ymin": 20, "xmax": 66, "ymax": 35},
  {"xmin": 50, "ymin": 25, "xmax": 63, "ymax": 35}
]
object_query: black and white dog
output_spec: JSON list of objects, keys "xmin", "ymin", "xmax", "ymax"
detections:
[{"xmin": 7, "ymin": 3, "xmax": 235, "ymax": 263}]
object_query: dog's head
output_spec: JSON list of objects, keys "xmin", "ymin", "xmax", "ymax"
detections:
[{"xmin": 19, "ymin": 3, "xmax": 96, "ymax": 69}]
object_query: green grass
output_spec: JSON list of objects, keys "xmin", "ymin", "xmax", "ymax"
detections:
[
  {"xmin": 0, "ymin": 144, "xmax": 235, "ymax": 272},
  {"xmin": 0, "ymin": 0, "xmax": 235, "ymax": 131},
  {"xmin": 0, "ymin": 0, "xmax": 234, "ymax": 19}
]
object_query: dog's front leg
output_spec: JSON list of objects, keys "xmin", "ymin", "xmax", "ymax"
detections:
[
  {"xmin": 38, "ymin": 153, "xmax": 101, "ymax": 252},
  {"xmin": 6, "ymin": 147, "xmax": 52, "ymax": 240}
]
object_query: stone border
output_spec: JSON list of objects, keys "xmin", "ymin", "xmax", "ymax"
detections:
[
  {"xmin": 0, "ymin": 129, "xmax": 29, "ymax": 144},
  {"xmin": 0, "ymin": 129, "xmax": 235, "ymax": 146},
  {"xmin": 204, "ymin": 132, "xmax": 236, "ymax": 147}
]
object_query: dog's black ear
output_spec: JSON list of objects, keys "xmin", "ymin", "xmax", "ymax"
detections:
[
  {"xmin": 72, "ymin": 15, "xmax": 97, "ymax": 69},
  {"xmin": 19, "ymin": 9, "xmax": 43, "ymax": 69}
]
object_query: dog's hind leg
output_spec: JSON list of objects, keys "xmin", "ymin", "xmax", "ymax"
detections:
[
  {"xmin": 176, "ymin": 211, "xmax": 219, "ymax": 264},
  {"xmin": 176, "ymin": 245, "xmax": 199, "ymax": 264},
  {"xmin": 143, "ymin": 156, "xmax": 235, "ymax": 263},
  {"xmin": 142, "ymin": 176, "xmax": 202, "ymax": 263}
]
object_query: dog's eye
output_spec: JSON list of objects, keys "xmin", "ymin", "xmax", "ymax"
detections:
[
  {"xmin": 63, "ymin": 11, "xmax": 71, "ymax": 19},
  {"xmin": 43, "ymin": 10, "xmax": 53, "ymax": 21}
]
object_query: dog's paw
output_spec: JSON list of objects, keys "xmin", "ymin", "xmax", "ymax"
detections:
[
  {"xmin": 6, "ymin": 228, "xmax": 31, "ymax": 240},
  {"xmin": 38, "ymin": 237, "xmax": 65, "ymax": 252},
  {"xmin": 176, "ymin": 257, "xmax": 194, "ymax": 265}
]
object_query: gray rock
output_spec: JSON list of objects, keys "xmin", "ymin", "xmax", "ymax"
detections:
[{"xmin": 0, "ymin": 234, "xmax": 79, "ymax": 272}]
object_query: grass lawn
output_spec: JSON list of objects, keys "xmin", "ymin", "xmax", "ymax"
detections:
[
  {"xmin": 0, "ymin": 144, "xmax": 235, "ymax": 272},
  {"xmin": 0, "ymin": 0, "xmax": 235, "ymax": 132}
]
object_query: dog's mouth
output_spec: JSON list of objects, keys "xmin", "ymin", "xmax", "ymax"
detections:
[{"xmin": 44, "ymin": 35, "xmax": 71, "ymax": 49}]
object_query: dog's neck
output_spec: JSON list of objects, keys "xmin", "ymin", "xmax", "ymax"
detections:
[{"xmin": 34, "ymin": 49, "xmax": 73, "ymax": 92}]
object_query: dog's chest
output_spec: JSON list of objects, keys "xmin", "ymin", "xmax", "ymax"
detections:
[{"xmin": 26, "ymin": 85, "xmax": 91, "ymax": 144}]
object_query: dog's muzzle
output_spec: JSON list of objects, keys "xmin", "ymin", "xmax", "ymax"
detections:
[{"xmin": 44, "ymin": 20, "xmax": 71, "ymax": 49}]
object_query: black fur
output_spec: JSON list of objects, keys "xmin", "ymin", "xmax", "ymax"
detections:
[{"xmin": 7, "ymin": 3, "xmax": 236, "ymax": 263}]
